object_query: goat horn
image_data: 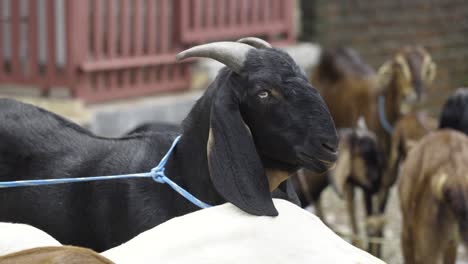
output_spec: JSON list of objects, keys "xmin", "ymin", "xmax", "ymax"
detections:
[
  {"xmin": 176, "ymin": 42, "xmax": 254, "ymax": 74},
  {"xmin": 237, "ymin": 37, "xmax": 272, "ymax": 49},
  {"xmin": 357, "ymin": 116, "xmax": 368, "ymax": 131}
]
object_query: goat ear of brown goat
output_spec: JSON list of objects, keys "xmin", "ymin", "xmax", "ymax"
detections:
[
  {"xmin": 329, "ymin": 141, "xmax": 352, "ymax": 198},
  {"xmin": 376, "ymin": 60, "xmax": 394, "ymax": 92},
  {"xmin": 207, "ymin": 87, "xmax": 278, "ymax": 216},
  {"xmin": 424, "ymin": 58, "xmax": 437, "ymax": 85},
  {"xmin": 431, "ymin": 172, "xmax": 448, "ymax": 201}
]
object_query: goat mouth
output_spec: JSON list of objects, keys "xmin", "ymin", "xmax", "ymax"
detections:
[{"xmin": 298, "ymin": 152, "xmax": 335, "ymax": 174}]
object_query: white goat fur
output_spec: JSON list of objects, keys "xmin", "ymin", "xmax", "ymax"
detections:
[
  {"xmin": 0, "ymin": 200, "xmax": 384, "ymax": 263},
  {"xmin": 0, "ymin": 222, "xmax": 61, "ymax": 256},
  {"xmin": 102, "ymin": 199, "xmax": 384, "ymax": 264}
]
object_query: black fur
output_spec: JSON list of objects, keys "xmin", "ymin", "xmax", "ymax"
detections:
[
  {"xmin": 348, "ymin": 132, "xmax": 385, "ymax": 194},
  {"xmin": 123, "ymin": 122, "xmax": 180, "ymax": 135},
  {"xmin": 125, "ymin": 122, "xmax": 301, "ymax": 207},
  {"xmin": 0, "ymin": 47, "xmax": 337, "ymax": 251},
  {"xmin": 439, "ymin": 88, "xmax": 468, "ymax": 135}
]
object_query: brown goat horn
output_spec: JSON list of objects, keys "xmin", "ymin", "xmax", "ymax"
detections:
[
  {"xmin": 237, "ymin": 37, "xmax": 272, "ymax": 49},
  {"xmin": 176, "ymin": 42, "xmax": 254, "ymax": 74}
]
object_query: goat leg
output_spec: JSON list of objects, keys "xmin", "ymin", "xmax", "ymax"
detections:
[
  {"xmin": 377, "ymin": 189, "xmax": 390, "ymax": 214},
  {"xmin": 364, "ymin": 192, "xmax": 374, "ymax": 216},
  {"xmin": 443, "ymin": 240, "xmax": 457, "ymax": 264},
  {"xmin": 372, "ymin": 189, "xmax": 390, "ymax": 258},
  {"xmin": 313, "ymin": 196, "xmax": 327, "ymax": 225},
  {"xmin": 401, "ymin": 222, "xmax": 416, "ymax": 264},
  {"xmin": 344, "ymin": 183, "xmax": 361, "ymax": 247},
  {"xmin": 364, "ymin": 193, "xmax": 383, "ymax": 257},
  {"xmin": 364, "ymin": 193, "xmax": 376, "ymax": 255},
  {"xmin": 368, "ymin": 226, "xmax": 383, "ymax": 258},
  {"xmin": 369, "ymin": 187, "xmax": 390, "ymax": 257}
]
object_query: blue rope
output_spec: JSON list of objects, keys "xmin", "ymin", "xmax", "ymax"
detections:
[
  {"xmin": 0, "ymin": 135, "xmax": 212, "ymax": 209},
  {"xmin": 378, "ymin": 95, "xmax": 394, "ymax": 134}
]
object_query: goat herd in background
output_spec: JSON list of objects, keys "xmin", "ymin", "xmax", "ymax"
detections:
[
  {"xmin": 0, "ymin": 36, "xmax": 465, "ymax": 263},
  {"xmin": 295, "ymin": 44, "xmax": 468, "ymax": 264}
]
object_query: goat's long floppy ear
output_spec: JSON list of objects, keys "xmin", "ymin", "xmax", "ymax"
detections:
[
  {"xmin": 377, "ymin": 60, "xmax": 394, "ymax": 92},
  {"xmin": 425, "ymin": 60, "xmax": 437, "ymax": 85},
  {"xmin": 431, "ymin": 173, "xmax": 448, "ymax": 201},
  {"xmin": 207, "ymin": 91, "xmax": 278, "ymax": 216},
  {"xmin": 329, "ymin": 140, "xmax": 352, "ymax": 198}
]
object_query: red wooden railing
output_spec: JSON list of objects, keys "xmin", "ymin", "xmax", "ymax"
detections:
[
  {"xmin": 0, "ymin": 0, "xmax": 73, "ymax": 89},
  {"xmin": 179, "ymin": 0, "xmax": 295, "ymax": 44},
  {"xmin": 73, "ymin": 0, "xmax": 191, "ymax": 103},
  {"xmin": 0, "ymin": 0, "xmax": 295, "ymax": 103}
]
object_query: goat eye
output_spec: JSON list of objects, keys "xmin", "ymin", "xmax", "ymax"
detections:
[{"xmin": 257, "ymin": 91, "xmax": 270, "ymax": 99}]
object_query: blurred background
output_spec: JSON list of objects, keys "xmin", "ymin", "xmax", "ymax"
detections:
[
  {"xmin": 0, "ymin": 1, "xmax": 466, "ymax": 134},
  {"xmin": 0, "ymin": 1, "xmax": 467, "ymax": 263}
]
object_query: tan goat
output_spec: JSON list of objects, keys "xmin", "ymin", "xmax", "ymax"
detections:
[
  {"xmin": 313, "ymin": 46, "xmax": 435, "ymax": 153},
  {"xmin": 378, "ymin": 111, "xmax": 437, "ymax": 211},
  {"xmin": 310, "ymin": 46, "xmax": 435, "ymax": 257},
  {"xmin": 293, "ymin": 118, "xmax": 385, "ymax": 245},
  {"xmin": 399, "ymin": 129, "xmax": 468, "ymax": 264},
  {"xmin": 0, "ymin": 246, "xmax": 114, "ymax": 264},
  {"xmin": 376, "ymin": 44, "xmax": 436, "ymax": 201},
  {"xmin": 367, "ymin": 111, "xmax": 437, "ymax": 256}
]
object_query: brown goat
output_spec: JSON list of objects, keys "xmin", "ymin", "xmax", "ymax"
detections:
[
  {"xmin": 378, "ymin": 111, "xmax": 437, "ymax": 210},
  {"xmin": 311, "ymin": 46, "xmax": 436, "ymax": 257},
  {"xmin": 312, "ymin": 47, "xmax": 378, "ymax": 130},
  {"xmin": 399, "ymin": 129, "xmax": 468, "ymax": 264},
  {"xmin": 293, "ymin": 118, "xmax": 385, "ymax": 244},
  {"xmin": 367, "ymin": 111, "xmax": 437, "ymax": 256},
  {"xmin": 0, "ymin": 246, "xmax": 114, "ymax": 264},
  {"xmin": 312, "ymin": 45, "xmax": 436, "ymax": 214},
  {"xmin": 313, "ymin": 46, "xmax": 436, "ymax": 155}
]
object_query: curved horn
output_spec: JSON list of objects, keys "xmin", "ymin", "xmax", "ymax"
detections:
[
  {"xmin": 237, "ymin": 37, "xmax": 272, "ymax": 49},
  {"xmin": 176, "ymin": 42, "xmax": 254, "ymax": 73},
  {"xmin": 357, "ymin": 116, "xmax": 368, "ymax": 131}
]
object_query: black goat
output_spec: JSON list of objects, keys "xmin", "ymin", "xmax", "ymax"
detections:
[
  {"xmin": 0, "ymin": 38, "xmax": 338, "ymax": 251},
  {"xmin": 122, "ymin": 122, "xmax": 180, "ymax": 135},
  {"xmin": 439, "ymin": 87, "xmax": 468, "ymax": 134},
  {"xmin": 123, "ymin": 121, "xmax": 302, "ymax": 205}
]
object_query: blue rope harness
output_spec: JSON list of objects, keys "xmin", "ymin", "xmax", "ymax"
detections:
[
  {"xmin": 0, "ymin": 135, "xmax": 212, "ymax": 209},
  {"xmin": 378, "ymin": 95, "xmax": 394, "ymax": 134}
]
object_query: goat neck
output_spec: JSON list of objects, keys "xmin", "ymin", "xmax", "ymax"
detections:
[{"xmin": 165, "ymin": 86, "xmax": 225, "ymax": 209}]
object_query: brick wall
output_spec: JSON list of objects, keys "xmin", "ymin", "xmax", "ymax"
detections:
[{"xmin": 301, "ymin": 0, "xmax": 468, "ymax": 114}]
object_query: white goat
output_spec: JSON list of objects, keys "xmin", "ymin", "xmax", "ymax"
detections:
[
  {"xmin": 0, "ymin": 222, "xmax": 61, "ymax": 256},
  {"xmin": 102, "ymin": 199, "xmax": 384, "ymax": 264},
  {"xmin": 0, "ymin": 200, "xmax": 384, "ymax": 263}
]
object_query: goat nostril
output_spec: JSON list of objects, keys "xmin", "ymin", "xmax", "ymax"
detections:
[{"xmin": 322, "ymin": 142, "xmax": 337, "ymax": 153}]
